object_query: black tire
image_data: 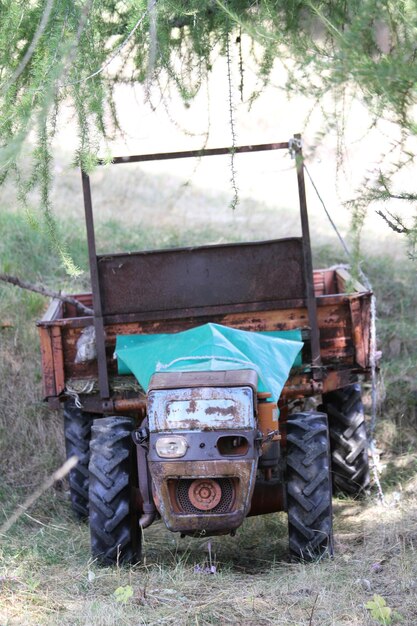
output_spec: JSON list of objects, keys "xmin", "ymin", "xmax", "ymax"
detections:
[
  {"xmin": 89, "ymin": 416, "xmax": 140, "ymax": 565},
  {"xmin": 321, "ymin": 384, "xmax": 370, "ymax": 497},
  {"xmin": 63, "ymin": 401, "xmax": 94, "ymax": 519},
  {"xmin": 286, "ymin": 411, "xmax": 333, "ymax": 561}
]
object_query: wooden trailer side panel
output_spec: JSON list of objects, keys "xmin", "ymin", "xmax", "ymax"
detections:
[
  {"xmin": 38, "ymin": 292, "xmax": 371, "ymax": 400},
  {"xmin": 37, "ymin": 268, "xmax": 372, "ymax": 400},
  {"xmin": 38, "ymin": 326, "xmax": 57, "ymax": 398}
]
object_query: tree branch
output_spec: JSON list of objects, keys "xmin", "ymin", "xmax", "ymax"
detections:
[
  {"xmin": 0, "ymin": 273, "xmax": 93, "ymax": 316},
  {"xmin": 1, "ymin": 0, "xmax": 55, "ymax": 94},
  {"xmin": 375, "ymin": 209, "xmax": 410, "ymax": 234}
]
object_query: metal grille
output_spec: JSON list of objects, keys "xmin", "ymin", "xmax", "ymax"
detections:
[{"xmin": 176, "ymin": 478, "xmax": 235, "ymax": 515}]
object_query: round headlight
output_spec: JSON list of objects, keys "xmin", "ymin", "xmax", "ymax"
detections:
[{"xmin": 155, "ymin": 435, "xmax": 188, "ymax": 458}]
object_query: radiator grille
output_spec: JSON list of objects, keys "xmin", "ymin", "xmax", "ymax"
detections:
[{"xmin": 176, "ymin": 478, "xmax": 235, "ymax": 514}]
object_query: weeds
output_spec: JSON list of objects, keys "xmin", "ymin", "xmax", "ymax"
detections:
[{"xmin": 365, "ymin": 594, "xmax": 403, "ymax": 625}]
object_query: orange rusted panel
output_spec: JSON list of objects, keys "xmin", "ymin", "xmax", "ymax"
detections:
[
  {"xmin": 51, "ymin": 326, "xmax": 65, "ymax": 396},
  {"xmin": 37, "ymin": 267, "xmax": 372, "ymax": 401},
  {"xmin": 258, "ymin": 397, "xmax": 280, "ymax": 440},
  {"xmin": 349, "ymin": 295, "xmax": 371, "ymax": 368},
  {"xmin": 248, "ymin": 479, "xmax": 285, "ymax": 516},
  {"xmin": 38, "ymin": 326, "xmax": 56, "ymax": 398}
]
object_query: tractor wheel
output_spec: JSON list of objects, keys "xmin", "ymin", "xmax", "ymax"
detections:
[
  {"xmin": 63, "ymin": 401, "xmax": 94, "ymax": 519},
  {"xmin": 286, "ymin": 411, "xmax": 333, "ymax": 561},
  {"xmin": 88, "ymin": 416, "xmax": 140, "ymax": 565},
  {"xmin": 321, "ymin": 384, "xmax": 370, "ymax": 497}
]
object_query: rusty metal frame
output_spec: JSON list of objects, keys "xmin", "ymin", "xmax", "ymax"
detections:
[
  {"xmin": 293, "ymin": 134, "xmax": 322, "ymax": 378},
  {"xmin": 81, "ymin": 139, "xmax": 321, "ymax": 401}
]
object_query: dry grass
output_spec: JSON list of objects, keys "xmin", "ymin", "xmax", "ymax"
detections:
[
  {"xmin": 1, "ymin": 217, "xmax": 416, "ymax": 624},
  {"xmin": 1, "ymin": 490, "xmax": 417, "ymax": 625}
]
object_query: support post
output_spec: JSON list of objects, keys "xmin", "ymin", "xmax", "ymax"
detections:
[
  {"xmin": 82, "ymin": 170, "xmax": 110, "ymax": 399},
  {"xmin": 293, "ymin": 135, "xmax": 322, "ymax": 377}
]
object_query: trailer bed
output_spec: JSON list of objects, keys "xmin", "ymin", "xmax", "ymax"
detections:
[{"xmin": 38, "ymin": 261, "xmax": 371, "ymax": 409}]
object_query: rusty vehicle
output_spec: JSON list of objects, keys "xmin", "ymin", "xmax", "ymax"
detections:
[{"xmin": 37, "ymin": 137, "xmax": 372, "ymax": 564}]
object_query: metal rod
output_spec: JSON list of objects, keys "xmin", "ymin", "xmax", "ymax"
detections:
[
  {"xmin": 294, "ymin": 134, "xmax": 322, "ymax": 375},
  {"xmin": 97, "ymin": 142, "xmax": 289, "ymax": 166},
  {"xmin": 81, "ymin": 170, "xmax": 110, "ymax": 399}
]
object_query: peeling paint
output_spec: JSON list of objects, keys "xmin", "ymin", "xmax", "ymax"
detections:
[{"xmin": 148, "ymin": 386, "xmax": 255, "ymax": 432}]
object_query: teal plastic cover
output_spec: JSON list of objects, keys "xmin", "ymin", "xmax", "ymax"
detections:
[{"xmin": 115, "ymin": 324, "xmax": 303, "ymax": 403}]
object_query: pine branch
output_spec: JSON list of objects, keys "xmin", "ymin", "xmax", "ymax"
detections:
[
  {"xmin": 1, "ymin": 0, "xmax": 55, "ymax": 94},
  {"xmin": 375, "ymin": 209, "xmax": 410, "ymax": 234},
  {"xmin": 0, "ymin": 273, "xmax": 93, "ymax": 316}
]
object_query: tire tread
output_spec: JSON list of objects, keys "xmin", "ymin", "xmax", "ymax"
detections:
[
  {"xmin": 286, "ymin": 411, "xmax": 333, "ymax": 561},
  {"xmin": 88, "ymin": 416, "xmax": 140, "ymax": 565},
  {"xmin": 321, "ymin": 384, "xmax": 370, "ymax": 496},
  {"xmin": 64, "ymin": 401, "xmax": 94, "ymax": 519}
]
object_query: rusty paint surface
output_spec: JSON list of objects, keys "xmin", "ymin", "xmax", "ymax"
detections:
[
  {"xmin": 51, "ymin": 326, "xmax": 65, "ymax": 395},
  {"xmin": 97, "ymin": 238, "xmax": 306, "ymax": 318},
  {"xmin": 188, "ymin": 478, "xmax": 222, "ymax": 510},
  {"xmin": 48, "ymin": 296, "xmax": 366, "ymax": 385},
  {"xmin": 148, "ymin": 458, "xmax": 257, "ymax": 533},
  {"xmin": 38, "ymin": 326, "xmax": 56, "ymax": 398},
  {"xmin": 37, "ymin": 268, "xmax": 372, "ymax": 401},
  {"xmin": 349, "ymin": 296, "xmax": 371, "ymax": 368},
  {"xmin": 257, "ymin": 399, "xmax": 279, "ymax": 442},
  {"xmin": 322, "ymin": 369, "xmax": 360, "ymax": 394},
  {"xmin": 248, "ymin": 479, "xmax": 286, "ymax": 516},
  {"xmin": 148, "ymin": 369, "xmax": 258, "ymax": 394},
  {"xmin": 112, "ymin": 397, "xmax": 146, "ymax": 414},
  {"xmin": 148, "ymin": 386, "xmax": 255, "ymax": 432},
  {"xmin": 148, "ymin": 430, "xmax": 257, "ymax": 463}
]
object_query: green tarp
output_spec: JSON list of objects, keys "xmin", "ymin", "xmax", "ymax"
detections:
[{"xmin": 115, "ymin": 324, "xmax": 303, "ymax": 403}]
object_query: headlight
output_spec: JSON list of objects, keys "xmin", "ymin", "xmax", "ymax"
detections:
[{"xmin": 155, "ymin": 435, "xmax": 188, "ymax": 458}]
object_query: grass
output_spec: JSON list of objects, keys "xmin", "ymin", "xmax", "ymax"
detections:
[
  {"xmin": 0, "ymin": 189, "xmax": 416, "ymax": 624},
  {"xmin": 1, "ymin": 497, "xmax": 417, "ymax": 625}
]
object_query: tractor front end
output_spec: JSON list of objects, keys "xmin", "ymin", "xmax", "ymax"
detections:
[{"xmin": 136, "ymin": 370, "xmax": 261, "ymax": 536}]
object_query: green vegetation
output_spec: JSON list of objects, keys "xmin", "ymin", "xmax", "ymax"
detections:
[
  {"xmin": 1, "ymin": 1, "xmax": 417, "ymax": 262},
  {"xmin": 0, "ymin": 199, "xmax": 416, "ymax": 624}
]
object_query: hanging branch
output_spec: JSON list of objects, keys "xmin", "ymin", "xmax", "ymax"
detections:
[
  {"xmin": 0, "ymin": 273, "xmax": 93, "ymax": 316},
  {"xmin": 237, "ymin": 28, "xmax": 244, "ymax": 102},
  {"xmin": 63, "ymin": 0, "xmax": 156, "ymax": 87},
  {"xmin": 145, "ymin": 0, "xmax": 158, "ymax": 101},
  {"xmin": 1, "ymin": 0, "xmax": 55, "ymax": 95},
  {"xmin": 226, "ymin": 26, "xmax": 239, "ymax": 210}
]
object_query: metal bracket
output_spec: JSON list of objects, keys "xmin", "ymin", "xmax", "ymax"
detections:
[
  {"xmin": 133, "ymin": 427, "xmax": 149, "ymax": 445},
  {"xmin": 261, "ymin": 429, "xmax": 281, "ymax": 444},
  {"xmin": 288, "ymin": 136, "xmax": 302, "ymax": 159}
]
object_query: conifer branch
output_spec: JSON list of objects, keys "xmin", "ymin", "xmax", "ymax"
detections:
[
  {"xmin": 63, "ymin": 0, "xmax": 157, "ymax": 87},
  {"xmin": 1, "ymin": 0, "xmax": 54, "ymax": 94}
]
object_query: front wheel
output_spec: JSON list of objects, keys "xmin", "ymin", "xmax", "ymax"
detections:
[
  {"xmin": 321, "ymin": 384, "xmax": 370, "ymax": 497},
  {"xmin": 286, "ymin": 411, "xmax": 333, "ymax": 561},
  {"xmin": 89, "ymin": 416, "xmax": 140, "ymax": 565}
]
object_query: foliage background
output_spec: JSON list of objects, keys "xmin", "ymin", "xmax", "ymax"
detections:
[{"xmin": 1, "ymin": 0, "xmax": 417, "ymax": 262}]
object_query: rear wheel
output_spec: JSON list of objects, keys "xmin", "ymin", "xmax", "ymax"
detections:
[
  {"xmin": 63, "ymin": 401, "xmax": 94, "ymax": 519},
  {"xmin": 89, "ymin": 416, "xmax": 140, "ymax": 565},
  {"xmin": 321, "ymin": 384, "xmax": 370, "ymax": 497},
  {"xmin": 286, "ymin": 411, "xmax": 333, "ymax": 561}
]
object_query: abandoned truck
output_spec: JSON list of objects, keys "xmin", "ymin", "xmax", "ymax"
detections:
[{"xmin": 37, "ymin": 137, "xmax": 372, "ymax": 564}]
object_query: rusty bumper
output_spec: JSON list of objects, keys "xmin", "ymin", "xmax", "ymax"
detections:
[{"xmin": 149, "ymin": 458, "xmax": 257, "ymax": 535}]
